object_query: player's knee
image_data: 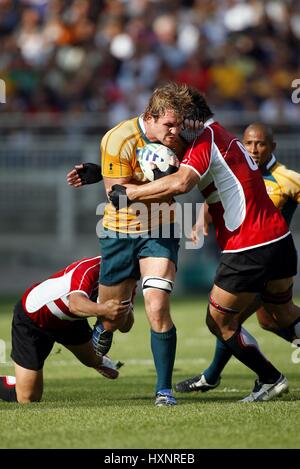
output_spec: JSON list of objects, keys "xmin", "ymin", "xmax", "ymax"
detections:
[
  {"xmin": 145, "ymin": 294, "xmax": 165, "ymax": 312},
  {"xmin": 206, "ymin": 305, "xmax": 218, "ymax": 335},
  {"xmin": 101, "ymin": 319, "xmax": 119, "ymax": 333},
  {"xmin": 146, "ymin": 302, "xmax": 173, "ymax": 332},
  {"xmin": 142, "ymin": 276, "xmax": 174, "ymax": 330},
  {"xmin": 258, "ymin": 316, "xmax": 277, "ymax": 332},
  {"xmin": 206, "ymin": 303, "xmax": 239, "ymax": 338},
  {"xmin": 118, "ymin": 311, "xmax": 134, "ymax": 333}
]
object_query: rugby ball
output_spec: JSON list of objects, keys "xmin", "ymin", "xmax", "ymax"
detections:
[{"xmin": 137, "ymin": 143, "xmax": 180, "ymax": 182}]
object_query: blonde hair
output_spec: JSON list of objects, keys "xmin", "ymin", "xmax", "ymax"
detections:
[{"xmin": 144, "ymin": 82, "xmax": 194, "ymax": 121}]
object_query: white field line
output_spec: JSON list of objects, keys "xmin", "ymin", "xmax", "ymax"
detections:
[
  {"xmin": 1, "ymin": 357, "xmax": 207, "ymax": 367},
  {"xmin": 2, "ymin": 357, "xmax": 300, "ymax": 393},
  {"xmin": 1, "ymin": 356, "xmax": 297, "ymax": 367}
]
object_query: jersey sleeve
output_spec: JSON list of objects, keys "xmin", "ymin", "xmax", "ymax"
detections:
[
  {"xmin": 181, "ymin": 128, "xmax": 212, "ymax": 177},
  {"xmin": 101, "ymin": 130, "xmax": 133, "ymax": 178},
  {"xmin": 279, "ymin": 166, "xmax": 300, "ymax": 203},
  {"xmin": 69, "ymin": 260, "xmax": 100, "ymax": 298}
]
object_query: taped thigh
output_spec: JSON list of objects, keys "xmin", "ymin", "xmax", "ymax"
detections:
[
  {"xmin": 209, "ymin": 295, "xmax": 240, "ymax": 315},
  {"xmin": 261, "ymin": 284, "xmax": 293, "ymax": 305},
  {"xmin": 142, "ymin": 276, "xmax": 174, "ymax": 296}
]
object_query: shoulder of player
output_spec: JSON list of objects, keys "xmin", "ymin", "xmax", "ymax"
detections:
[
  {"xmin": 194, "ymin": 126, "xmax": 214, "ymax": 146},
  {"xmin": 270, "ymin": 161, "xmax": 300, "ymax": 201},
  {"xmin": 198, "ymin": 121, "xmax": 233, "ymax": 146},
  {"xmin": 64, "ymin": 257, "xmax": 101, "ymax": 276},
  {"xmin": 272, "ymin": 160, "xmax": 300, "ymax": 186},
  {"xmin": 101, "ymin": 117, "xmax": 141, "ymax": 156}
]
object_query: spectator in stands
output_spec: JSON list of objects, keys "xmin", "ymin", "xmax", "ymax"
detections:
[{"xmin": 1, "ymin": 0, "xmax": 299, "ymax": 128}]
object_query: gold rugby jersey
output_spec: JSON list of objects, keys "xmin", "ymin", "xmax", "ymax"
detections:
[
  {"xmin": 262, "ymin": 155, "xmax": 300, "ymax": 226},
  {"xmin": 101, "ymin": 116, "xmax": 186, "ymax": 233}
]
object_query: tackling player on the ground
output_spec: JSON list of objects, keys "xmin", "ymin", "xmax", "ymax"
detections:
[
  {"xmin": 109, "ymin": 90, "xmax": 300, "ymax": 402},
  {"xmin": 175, "ymin": 122, "xmax": 300, "ymax": 393},
  {"xmin": 0, "ymin": 257, "xmax": 132, "ymax": 403}
]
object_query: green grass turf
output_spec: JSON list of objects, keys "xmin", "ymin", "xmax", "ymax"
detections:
[{"xmin": 0, "ymin": 296, "xmax": 300, "ymax": 449}]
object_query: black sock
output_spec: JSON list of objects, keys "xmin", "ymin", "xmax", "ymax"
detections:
[
  {"xmin": 0, "ymin": 376, "xmax": 17, "ymax": 402},
  {"xmin": 275, "ymin": 317, "xmax": 300, "ymax": 343},
  {"xmin": 225, "ymin": 327, "xmax": 281, "ymax": 384}
]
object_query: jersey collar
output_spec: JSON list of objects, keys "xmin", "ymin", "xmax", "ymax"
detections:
[
  {"xmin": 266, "ymin": 154, "xmax": 277, "ymax": 170},
  {"xmin": 204, "ymin": 117, "xmax": 215, "ymax": 128},
  {"xmin": 138, "ymin": 115, "xmax": 155, "ymax": 144},
  {"xmin": 138, "ymin": 115, "xmax": 146, "ymax": 133}
]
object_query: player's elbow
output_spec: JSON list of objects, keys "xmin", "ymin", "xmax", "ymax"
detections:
[
  {"xmin": 68, "ymin": 294, "xmax": 84, "ymax": 315},
  {"xmin": 68, "ymin": 296, "xmax": 77, "ymax": 314}
]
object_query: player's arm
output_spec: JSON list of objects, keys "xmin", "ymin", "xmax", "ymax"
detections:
[
  {"xmin": 67, "ymin": 163, "xmax": 102, "ymax": 187},
  {"xmin": 191, "ymin": 202, "xmax": 211, "ymax": 243},
  {"xmin": 68, "ymin": 292, "xmax": 130, "ymax": 321},
  {"xmin": 286, "ymin": 169, "xmax": 300, "ymax": 203},
  {"xmin": 113, "ymin": 166, "xmax": 199, "ymax": 203},
  {"xmin": 103, "ymin": 176, "xmax": 132, "ymax": 192}
]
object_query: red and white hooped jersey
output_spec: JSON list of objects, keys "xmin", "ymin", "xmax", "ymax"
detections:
[
  {"xmin": 22, "ymin": 257, "xmax": 101, "ymax": 329},
  {"xmin": 181, "ymin": 119, "xmax": 289, "ymax": 252}
]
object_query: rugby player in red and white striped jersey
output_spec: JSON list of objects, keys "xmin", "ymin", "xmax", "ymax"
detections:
[
  {"xmin": 112, "ymin": 88, "xmax": 300, "ymax": 402},
  {"xmin": 22, "ymin": 257, "xmax": 101, "ymax": 329},
  {"xmin": 0, "ymin": 257, "xmax": 132, "ymax": 403}
]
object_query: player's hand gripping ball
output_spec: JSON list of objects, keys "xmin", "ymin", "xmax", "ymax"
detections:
[{"xmin": 137, "ymin": 143, "xmax": 180, "ymax": 181}]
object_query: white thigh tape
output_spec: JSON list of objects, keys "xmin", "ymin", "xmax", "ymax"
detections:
[{"xmin": 142, "ymin": 276, "xmax": 174, "ymax": 295}]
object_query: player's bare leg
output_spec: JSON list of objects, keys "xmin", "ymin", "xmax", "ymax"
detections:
[
  {"xmin": 140, "ymin": 257, "xmax": 177, "ymax": 405},
  {"xmin": 91, "ymin": 279, "xmax": 136, "ymax": 358},
  {"xmin": 98, "ymin": 278, "xmax": 136, "ymax": 329},
  {"xmin": 261, "ymin": 277, "xmax": 300, "ymax": 341},
  {"xmin": 66, "ymin": 340, "xmax": 119, "ymax": 379},
  {"xmin": 175, "ymin": 295, "xmax": 260, "ymax": 393},
  {"xmin": 14, "ymin": 362, "xmax": 43, "ymax": 403},
  {"xmin": 206, "ymin": 284, "xmax": 288, "ymax": 401},
  {"xmin": 140, "ymin": 257, "xmax": 175, "ymax": 332},
  {"xmin": 262, "ymin": 277, "xmax": 300, "ymax": 324},
  {"xmin": 176, "ymin": 294, "xmax": 298, "ymax": 394},
  {"xmin": 207, "ymin": 285, "xmax": 256, "ymax": 339}
]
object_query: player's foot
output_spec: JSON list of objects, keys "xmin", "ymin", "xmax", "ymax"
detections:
[
  {"xmin": 155, "ymin": 389, "xmax": 177, "ymax": 407},
  {"xmin": 96, "ymin": 355, "xmax": 119, "ymax": 379},
  {"xmin": 92, "ymin": 321, "xmax": 113, "ymax": 356},
  {"xmin": 240, "ymin": 374, "xmax": 289, "ymax": 402},
  {"xmin": 174, "ymin": 374, "xmax": 221, "ymax": 393}
]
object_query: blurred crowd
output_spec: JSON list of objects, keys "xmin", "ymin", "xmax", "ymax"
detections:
[{"xmin": 1, "ymin": 0, "xmax": 300, "ymax": 128}]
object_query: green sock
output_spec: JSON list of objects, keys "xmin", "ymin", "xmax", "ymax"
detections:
[{"xmin": 151, "ymin": 326, "xmax": 177, "ymax": 393}]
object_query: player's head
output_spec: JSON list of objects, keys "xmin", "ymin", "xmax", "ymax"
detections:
[
  {"xmin": 181, "ymin": 87, "xmax": 214, "ymax": 142},
  {"xmin": 143, "ymin": 82, "xmax": 195, "ymax": 146},
  {"xmin": 186, "ymin": 87, "xmax": 214, "ymax": 123},
  {"xmin": 243, "ymin": 123, "xmax": 276, "ymax": 167}
]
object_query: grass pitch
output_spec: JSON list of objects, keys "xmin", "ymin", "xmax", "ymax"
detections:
[{"xmin": 0, "ymin": 296, "xmax": 300, "ymax": 449}]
